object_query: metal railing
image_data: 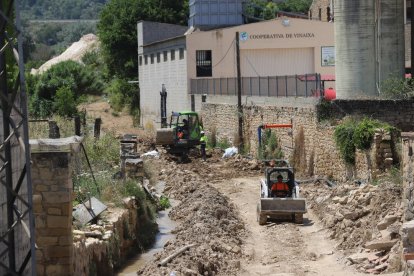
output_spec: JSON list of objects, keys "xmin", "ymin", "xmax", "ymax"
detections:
[{"xmin": 190, "ymin": 73, "xmax": 323, "ymax": 98}]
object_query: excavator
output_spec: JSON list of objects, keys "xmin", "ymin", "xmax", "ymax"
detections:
[
  {"xmin": 155, "ymin": 111, "xmax": 202, "ymax": 160},
  {"xmin": 256, "ymin": 123, "xmax": 307, "ymax": 225}
]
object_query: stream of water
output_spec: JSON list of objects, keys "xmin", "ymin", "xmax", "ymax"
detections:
[{"xmin": 117, "ymin": 182, "xmax": 177, "ymax": 275}]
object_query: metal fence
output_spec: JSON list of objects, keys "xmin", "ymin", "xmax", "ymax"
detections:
[{"xmin": 190, "ymin": 74, "xmax": 323, "ymax": 98}]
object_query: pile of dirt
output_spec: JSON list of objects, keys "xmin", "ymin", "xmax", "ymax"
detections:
[
  {"xmin": 302, "ymin": 180, "xmax": 403, "ymax": 274},
  {"xmin": 137, "ymin": 153, "xmax": 257, "ymax": 275},
  {"xmin": 31, "ymin": 33, "xmax": 99, "ymax": 75}
]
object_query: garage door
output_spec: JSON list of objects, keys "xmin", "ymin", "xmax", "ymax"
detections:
[{"xmin": 240, "ymin": 48, "xmax": 315, "ymax": 77}]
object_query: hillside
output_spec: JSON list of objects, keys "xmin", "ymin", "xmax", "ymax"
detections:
[{"xmin": 20, "ymin": 0, "xmax": 109, "ymax": 20}]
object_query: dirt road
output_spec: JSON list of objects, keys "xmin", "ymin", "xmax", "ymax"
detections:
[{"xmin": 212, "ymin": 177, "xmax": 364, "ymax": 276}]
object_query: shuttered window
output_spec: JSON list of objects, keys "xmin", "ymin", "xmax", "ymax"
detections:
[{"xmin": 196, "ymin": 50, "xmax": 212, "ymax": 77}]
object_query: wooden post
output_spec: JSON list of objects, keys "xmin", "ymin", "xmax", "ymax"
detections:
[
  {"xmin": 74, "ymin": 116, "xmax": 81, "ymax": 136},
  {"xmin": 236, "ymin": 32, "xmax": 244, "ymax": 152},
  {"xmin": 94, "ymin": 118, "xmax": 102, "ymax": 139},
  {"xmin": 48, "ymin": 121, "xmax": 60, "ymax": 138}
]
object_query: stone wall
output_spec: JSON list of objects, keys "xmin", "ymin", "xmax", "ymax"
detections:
[
  {"xmin": 325, "ymin": 100, "xmax": 414, "ymax": 132},
  {"xmin": 402, "ymin": 133, "xmax": 414, "ymax": 221},
  {"xmin": 309, "ymin": 0, "xmax": 330, "ymax": 21},
  {"xmin": 401, "ymin": 133, "xmax": 414, "ymax": 274},
  {"xmin": 72, "ymin": 198, "xmax": 141, "ymax": 275},
  {"xmin": 201, "ymin": 101, "xmax": 400, "ymax": 181},
  {"xmin": 31, "ymin": 138, "xmax": 82, "ymax": 276},
  {"xmin": 202, "ymin": 102, "xmax": 349, "ymax": 180}
]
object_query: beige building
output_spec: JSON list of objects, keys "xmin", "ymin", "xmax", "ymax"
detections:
[{"xmin": 187, "ymin": 18, "xmax": 335, "ymax": 99}]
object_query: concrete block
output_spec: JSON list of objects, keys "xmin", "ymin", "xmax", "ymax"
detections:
[
  {"xmin": 47, "ymin": 208, "xmax": 62, "ymax": 215},
  {"xmin": 33, "ymin": 194, "xmax": 42, "ymax": 204},
  {"xmin": 59, "ymin": 236, "xmax": 73, "ymax": 246},
  {"xmin": 44, "ymin": 246, "xmax": 72, "ymax": 259},
  {"xmin": 43, "ymin": 191, "xmax": 71, "ymax": 203},
  {"xmin": 364, "ymin": 239, "xmax": 398, "ymax": 251},
  {"xmin": 401, "ymin": 221, "xmax": 414, "ymax": 247},
  {"xmin": 47, "ymin": 215, "xmax": 70, "ymax": 228},
  {"xmin": 46, "ymin": 264, "xmax": 71, "ymax": 276},
  {"xmin": 37, "ymin": 236, "xmax": 58, "ymax": 246}
]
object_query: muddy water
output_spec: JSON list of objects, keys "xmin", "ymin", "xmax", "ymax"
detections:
[{"xmin": 117, "ymin": 183, "xmax": 177, "ymax": 276}]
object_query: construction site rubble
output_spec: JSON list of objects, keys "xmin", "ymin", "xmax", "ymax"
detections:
[
  {"xmin": 302, "ymin": 180, "xmax": 403, "ymax": 274},
  {"xmin": 137, "ymin": 152, "xmax": 259, "ymax": 275}
]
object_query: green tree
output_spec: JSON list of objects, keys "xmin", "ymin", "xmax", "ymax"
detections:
[
  {"xmin": 34, "ymin": 60, "xmax": 103, "ymax": 100},
  {"xmin": 279, "ymin": 0, "xmax": 313, "ymax": 13},
  {"xmin": 97, "ymin": 0, "xmax": 188, "ymax": 79},
  {"xmin": 53, "ymin": 86, "xmax": 78, "ymax": 117}
]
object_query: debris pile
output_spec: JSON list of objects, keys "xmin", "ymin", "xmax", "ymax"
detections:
[
  {"xmin": 302, "ymin": 181, "xmax": 403, "ymax": 274},
  {"xmin": 138, "ymin": 154, "xmax": 251, "ymax": 275}
]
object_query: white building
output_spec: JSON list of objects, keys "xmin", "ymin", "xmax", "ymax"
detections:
[
  {"xmin": 138, "ymin": 18, "xmax": 335, "ymax": 128},
  {"xmin": 137, "ymin": 21, "xmax": 189, "ymax": 129}
]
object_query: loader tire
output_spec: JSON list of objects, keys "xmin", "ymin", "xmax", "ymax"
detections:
[
  {"xmin": 257, "ymin": 203, "xmax": 267, "ymax": 225},
  {"xmin": 294, "ymin": 213, "xmax": 303, "ymax": 224}
]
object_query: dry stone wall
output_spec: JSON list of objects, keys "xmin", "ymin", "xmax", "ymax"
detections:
[
  {"xmin": 202, "ymin": 102, "xmax": 349, "ymax": 180},
  {"xmin": 401, "ymin": 133, "xmax": 414, "ymax": 275},
  {"xmin": 201, "ymin": 101, "xmax": 400, "ymax": 181}
]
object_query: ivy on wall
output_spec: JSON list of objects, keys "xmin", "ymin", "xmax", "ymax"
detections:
[{"xmin": 334, "ymin": 118, "xmax": 398, "ymax": 165}]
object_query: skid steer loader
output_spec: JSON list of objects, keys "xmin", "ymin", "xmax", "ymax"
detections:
[
  {"xmin": 256, "ymin": 124, "xmax": 307, "ymax": 225},
  {"xmin": 257, "ymin": 162, "xmax": 306, "ymax": 224}
]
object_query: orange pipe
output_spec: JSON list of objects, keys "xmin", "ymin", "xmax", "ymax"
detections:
[{"xmin": 262, "ymin": 124, "xmax": 293, "ymax": 129}]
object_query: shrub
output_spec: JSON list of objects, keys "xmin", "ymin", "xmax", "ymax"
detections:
[
  {"xmin": 334, "ymin": 118, "xmax": 398, "ymax": 165},
  {"xmin": 217, "ymin": 137, "xmax": 231, "ymax": 149},
  {"xmin": 53, "ymin": 86, "xmax": 78, "ymax": 117},
  {"xmin": 159, "ymin": 196, "xmax": 171, "ymax": 210},
  {"xmin": 353, "ymin": 118, "xmax": 381, "ymax": 150},
  {"xmin": 334, "ymin": 119, "xmax": 356, "ymax": 164},
  {"xmin": 258, "ymin": 129, "xmax": 283, "ymax": 160},
  {"xmin": 381, "ymin": 77, "xmax": 414, "ymax": 100}
]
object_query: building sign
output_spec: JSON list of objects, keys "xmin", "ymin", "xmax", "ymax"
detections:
[
  {"xmin": 321, "ymin": 46, "xmax": 335, "ymax": 66},
  {"xmin": 240, "ymin": 32, "xmax": 248, "ymax": 41},
  {"xmin": 240, "ymin": 32, "xmax": 315, "ymax": 41}
]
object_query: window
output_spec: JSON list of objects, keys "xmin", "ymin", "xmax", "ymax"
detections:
[
  {"xmin": 139, "ymin": 56, "xmax": 142, "ymax": 66},
  {"xmin": 144, "ymin": 55, "xmax": 148, "ymax": 65},
  {"xmin": 151, "ymin": 54, "xmax": 154, "ymax": 64},
  {"xmin": 163, "ymin": 51, "xmax": 168, "ymax": 61},
  {"xmin": 157, "ymin": 52, "xmax": 161, "ymax": 63},
  {"xmin": 327, "ymin": 7, "xmax": 331, "ymax": 22},
  {"xmin": 171, "ymin": 49, "xmax": 175, "ymax": 61},
  {"xmin": 318, "ymin": 8, "xmax": 322, "ymax": 21},
  {"xmin": 196, "ymin": 50, "xmax": 212, "ymax": 77},
  {"xmin": 179, "ymin": 48, "xmax": 185, "ymax": 60}
]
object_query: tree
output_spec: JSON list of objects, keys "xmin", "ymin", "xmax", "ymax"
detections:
[
  {"xmin": 279, "ymin": 0, "xmax": 313, "ymax": 13},
  {"xmin": 53, "ymin": 86, "xmax": 78, "ymax": 117},
  {"xmin": 97, "ymin": 0, "xmax": 188, "ymax": 79}
]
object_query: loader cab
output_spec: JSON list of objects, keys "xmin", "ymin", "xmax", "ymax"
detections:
[{"xmin": 266, "ymin": 167, "xmax": 294, "ymax": 198}]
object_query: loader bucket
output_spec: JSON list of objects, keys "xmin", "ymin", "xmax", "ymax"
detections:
[{"xmin": 260, "ymin": 198, "xmax": 306, "ymax": 214}]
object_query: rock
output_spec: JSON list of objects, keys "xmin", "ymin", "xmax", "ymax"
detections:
[
  {"xmin": 365, "ymin": 239, "xmax": 398, "ymax": 251},
  {"xmin": 400, "ymin": 221, "xmax": 414, "ymax": 247},
  {"xmin": 230, "ymin": 246, "xmax": 241, "ymax": 254},
  {"xmin": 377, "ymin": 215, "xmax": 399, "ymax": 230},
  {"xmin": 84, "ymin": 230, "xmax": 103, "ymax": 239},
  {"xmin": 347, "ymin": 252, "xmax": 371, "ymax": 264}
]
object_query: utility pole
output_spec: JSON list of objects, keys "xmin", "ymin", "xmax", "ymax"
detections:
[
  {"xmin": 236, "ymin": 32, "xmax": 244, "ymax": 152},
  {"xmin": 412, "ymin": 0, "xmax": 414, "ymax": 76}
]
